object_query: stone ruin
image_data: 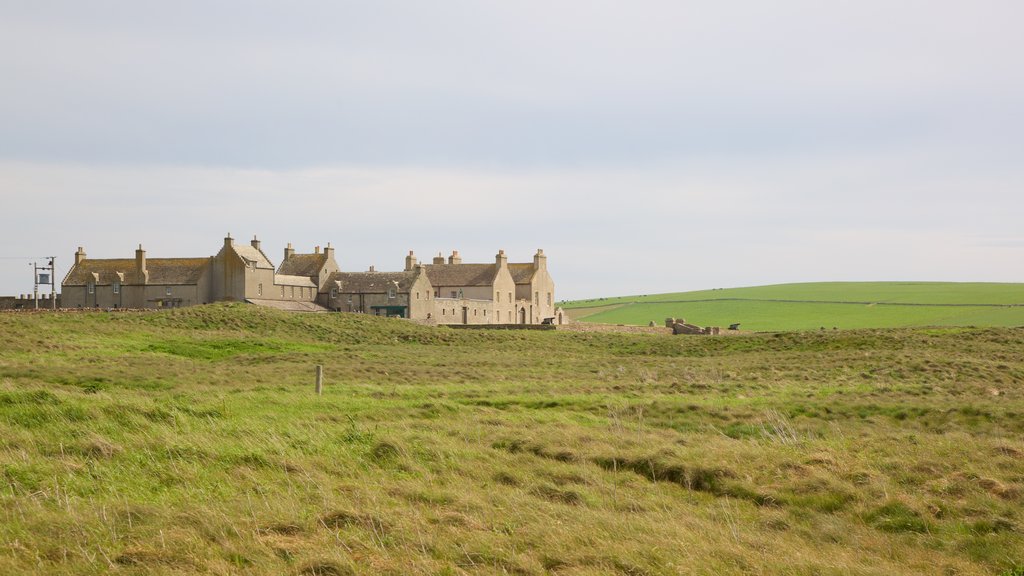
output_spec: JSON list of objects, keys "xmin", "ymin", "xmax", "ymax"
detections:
[{"xmin": 665, "ymin": 317, "xmax": 721, "ymax": 336}]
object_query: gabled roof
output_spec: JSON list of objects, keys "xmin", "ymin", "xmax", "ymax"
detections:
[
  {"xmin": 232, "ymin": 244, "xmax": 274, "ymax": 269},
  {"xmin": 424, "ymin": 264, "xmax": 497, "ymax": 287},
  {"xmin": 508, "ymin": 263, "xmax": 536, "ymax": 284},
  {"xmin": 63, "ymin": 258, "xmax": 210, "ymax": 286},
  {"xmin": 277, "ymin": 253, "xmax": 327, "ymax": 277},
  {"xmin": 328, "ymin": 271, "xmax": 420, "ymax": 293}
]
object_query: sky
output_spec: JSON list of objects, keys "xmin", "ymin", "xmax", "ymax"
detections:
[{"xmin": 1, "ymin": 1, "xmax": 1021, "ymax": 300}]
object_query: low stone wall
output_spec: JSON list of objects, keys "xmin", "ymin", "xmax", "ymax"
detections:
[{"xmin": 0, "ymin": 295, "xmax": 62, "ymax": 310}]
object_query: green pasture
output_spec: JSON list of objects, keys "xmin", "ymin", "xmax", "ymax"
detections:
[{"xmin": 563, "ymin": 282, "xmax": 1024, "ymax": 330}]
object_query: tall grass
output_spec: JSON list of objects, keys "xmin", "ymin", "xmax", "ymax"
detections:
[{"xmin": 0, "ymin": 304, "xmax": 1021, "ymax": 574}]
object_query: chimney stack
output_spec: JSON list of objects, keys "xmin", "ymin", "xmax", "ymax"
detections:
[
  {"xmin": 250, "ymin": 235, "xmax": 261, "ymax": 251},
  {"xmin": 495, "ymin": 249, "xmax": 507, "ymax": 268},
  {"xmin": 136, "ymin": 244, "xmax": 147, "ymax": 282},
  {"xmin": 74, "ymin": 246, "xmax": 86, "ymax": 266},
  {"xmin": 433, "ymin": 252, "xmax": 445, "ymax": 265},
  {"xmin": 324, "ymin": 242, "xmax": 334, "ymax": 261},
  {"xmin": 369, "ymin": 265, "xmax": 376, "ymax": 272},
  {"xmin": 315, "ymin": 246, "xmax": 321, "ymax": 254},
  {"xmin": 224, "ymin": 233, "xmax": 233, "ymax": 249},
  {"xmin": 405, "ymin": 250, "xmax": 417, "ymax": 271},
  {"xmin": 533, "ymin": 248, "xmax": 547, "ymax": 270},
  {"xmin": 284, "ymin": 242, "xmax": 295, "ymax": 261},
  {"xmin": 448, "ymin": 250, "xmax": 462, "ymax": 265}
]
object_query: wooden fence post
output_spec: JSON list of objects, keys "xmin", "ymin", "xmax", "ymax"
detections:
[{"xmin": 315, "ymin": 365, "xmax": 323, "ymax": 396}]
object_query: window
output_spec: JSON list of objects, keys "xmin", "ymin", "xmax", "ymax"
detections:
[
  {"xmin": 112, "ymin": 281, "xmax": 120, "ymax": 295},
  {"xmin": 451, "ymin": 291, "xmax": 457, "ymax": 298},
  {"xmin": 535, "ymin": 291, "xmax": 539, "ymax": 305},
  {"xmin": 291, "ymin": 286, "xmax": 295, "ymax": 298},
  {"xmin": 165, "ymin": 286, "xmax": 172, "ymax": 296},
  {"xmin": 473, "ymin": 309, "xmax": 477, "ymax": 316},
  {"xmin": 508, "ymin": 292, "xmax": 512, "ymax": 302},
  {"xmin": 547, "ymin": 292, "xmax": 552, "ymax": 305},
  {"xmin": 87, "ymin": 282, "xmax": 94, "ymax": 294},
  {"xmin": 258, "ymin": 283, "xmax": 263, "ymax": 296},
  {"xmin": 416, "ymin": 292, "xmax": 419, "ymax": 300},
  {"xmin": 330, "ymin": 288, "xmax": 338, "ymax": 299},
  {"xmin": 496, "ymin": 292, "xmax": 501, "ymax": 302},
  {"xmin": 434, "ymin": 290, "xmax": 439, "ymax": 297},
  {"xmin": 442, "ymin": 309, "xmax": 446, "ymax": 315},
  {"xmin": 388, "ymin": 288, "xmax": 396, "ymax": 299}
]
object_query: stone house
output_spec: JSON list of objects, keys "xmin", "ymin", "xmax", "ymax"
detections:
[
  {"xmin": 61, "ymin": 245, "xmax": 212, "ymax": 309},
  {"xmin": 61, "ymin": 235, "xmax": 338, "ymax": 311},
  {"xmin": 320, "ymin": 248, "xmax": 562, "ymax": 325}
]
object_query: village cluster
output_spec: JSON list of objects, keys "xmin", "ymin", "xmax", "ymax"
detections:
[{"xmin": 57, "ymin": 235, "xmax": 564, "ymax": 325}]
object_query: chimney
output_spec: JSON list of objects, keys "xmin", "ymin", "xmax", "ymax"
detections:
[
  {"xmin": 74, "ymin": 246, "xmax": 86, "ymax": 266},
  {"xmin": 250, "ymin": 235, "xmax": 261, "ymax": 251},
  {"xmin": 315, "ymin": 246, "xmax": 321, "ymax": 254},
  {"xmin": 324, "ymin": 242, "xmax": 334, "ymax": 261},
  {"xmin": 224, "ymin": 233, "xmax": 233, "ymax": 249},
  {"xmin": 368, "ymin": 265, "xmax": 376, "ymax": 272},
  {"xmin": 284, "ymin": 242, "xmax": 295, "ymax": 261},
  {"xmin": 448, "ymin": 250, "xmax": 462, "ymax": 265},
  {"xmin": 405, "ymin": 250, "xmax": 417, "ymax": 271},
  {"xmin": 495, "ymin": 249, "xmax": 507, "ymax": 268},
  {"xmin": 433, "ymin": 252, "xmax": 445, "ymax": 265},
  {"xmin": 533, "ymin": 248, "xmax": 547, "ymax": 270},
  {"xmin": 136, "ymin": 244, "xmax": 147, "ymax": 282}
]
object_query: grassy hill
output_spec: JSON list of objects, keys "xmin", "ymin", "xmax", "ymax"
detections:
[
  {"xmin": 563, "ymin": 282, "xmax": 1024, "ymax": 331},
  {"xmin": 1, "ymin": 304, "xmax": 1023, "ymax": 575}
]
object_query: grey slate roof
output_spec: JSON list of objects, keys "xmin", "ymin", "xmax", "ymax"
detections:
[
  {"xmin": 508, "ymin": 263, "xmax": 536, "ymax": 284},
  {"xmin": 424, "ymin": 264, "xmax": 497, "ymax": 287},
  {"xmin": 63, "ymin": 258, "xmax": 210, "ymax": 286},
  {"xmin": 328, "ymin": 271, "xmax": 419, "ymax": 293},
  {"xmin": 277, "ymin": 253, "xmax": 327, "ymax": 277}
]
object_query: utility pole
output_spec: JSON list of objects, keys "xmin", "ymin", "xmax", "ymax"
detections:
[
  {"xmin": 32, "ymin": 257, "xmax": 56, "ymax": 310},
  {"xmin": 31, "ymin": 262, "xmax": 38, "ymax": 309}
]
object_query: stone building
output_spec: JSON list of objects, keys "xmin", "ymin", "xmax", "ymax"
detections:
[
  {"xmin": 61, "ymin": 245, "xmax": 212, "ymax": 309},
  {"xmin": 61, "ymin": 236, "xmax": 561, "ymax": 324},
  {"xmin": 61, "ymin": 235, "xmax": 338, "ymax": 311},
  {"xmin": 320, "ymin": 248, "xmax": 562, "ymax": 325}
]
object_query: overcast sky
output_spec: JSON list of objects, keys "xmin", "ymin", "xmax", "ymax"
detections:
[{"xmin": 1, "ymin": 1, "xmax": 1021, "ymax": 300}]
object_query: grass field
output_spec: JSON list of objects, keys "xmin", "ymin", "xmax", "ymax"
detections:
[
  {"xmin": 1, "ymin": 304, "xmax": 1023, "ymax": 575},
  {"xmin": 562, "ymin": 282, "xmax": 1024, "ymax": 331}
]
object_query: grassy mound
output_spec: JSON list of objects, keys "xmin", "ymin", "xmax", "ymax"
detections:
[{"xmin": 1, "ymin": 303, "xmax": 1022, "ymax": 574}]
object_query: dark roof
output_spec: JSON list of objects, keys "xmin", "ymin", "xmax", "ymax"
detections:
[
  {"xmin": 277, "ymin": 253, "xmax": 327, "ymax": 277},
  {"xmin": 509, "ymin": 263, "xmax": 536, "ymax": 284},
  {"xmin": 424, "ymin": 264, "xmax": 497, "ymax": 287},
  {"xmin": 328, "ymin": 271, "xmax": 420, "ymax": 293},
  {"xmin": 63, "ymin": 258, "xmax": 209, "ymax": 286}
]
